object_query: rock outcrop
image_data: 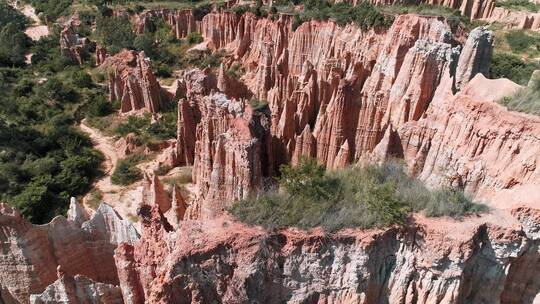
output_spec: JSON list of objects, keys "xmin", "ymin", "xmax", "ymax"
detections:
[
  {"xmin": 142, "ymin": 171, "xmax": 171, "ymax": 213},
  {"xmin": 0, "ymin": 201, "xmax": 139, "ymax": 304},
  {"xmin": 176, "ymin": 87, "xmax": 268, "ymax": 219},
  {"xmin": 114, "ymin": 203, "xmax": 540, "ymax": 304},
  {"xmin": 30, "ymin": 274, "xmax": 123, "ymax": 304},
  {"xmin": 60, "ymin": 23, "xmax": 94, "ymax": 66},
  {"xmin": 454, "ymin": 26, "xmax": 493, "ymax": 91},
  {"xmin": 101, "ymin": 50, "xmax": 163, "ymax": 113},
  {"xmin": 397, "ymin": 73, "xmax": 540, "ymax": 196},
  {"xmin": 134, "ymin": 9, "xmax": 197, "ymax": 39},
  {"xmin": 164, "ymin": 13, "xmax": 507, "ymax": 218}
]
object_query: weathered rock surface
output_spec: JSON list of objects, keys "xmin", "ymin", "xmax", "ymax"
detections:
[
  {"xmin": 0, "ymin": 201, "xmax": 139, "ymax": 304},
  {"xmin": 101, "ymin": 50, "xmax": 163, "ymax": 113},
  {"xmin": 114, "ymin": 203, "xmax": 540, "ymax": 304},
  {"xmin": 165, "ymin": 13, "xmax": 536, "ymax": 221},
  {"xmin": 60, "ymin": 23, "xmax": 94, "ymax": 66},
  {"xmin": 142, "ymin": 171, "xmax": 171, "ymax": 213},
  {"xmin": 454, "ymin": 26, "xmax": 493, "ymax": 91},
  {"xmin": 178, "ymin": 89, "xmax": 268, "ymax": 219},
  {"xmin": 397, "ymin": 73, "xmax": 540, "ymax": 196},
  {"xmin": 134, "ymin": 9, "xmax": 197, "ymax": 39},
  {"xmin": 30, "ymin": 274, "xmax": 123, "ymax": 304}
]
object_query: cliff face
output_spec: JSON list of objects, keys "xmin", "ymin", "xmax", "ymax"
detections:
[
  {"xmin": 60, "ymin": 22, "xmax": 94, "ymax": 66},
  {"xmin": 137, "ymin": 10, "xmax": 539, "ymax": 222},
  {"xmin": 0, "ymin": 201, "xmax": 139, "ymax": 304},
  {"xmin": 101, "ymin": 50, "xmax": 163, "ymax": 113},
  {"xmin": 396, "ymin": 73, "xmax": 540, "ymax": 197},
  {"xmin": 162, "ymin": 13, "xmax": 496, "ymax": 220},
  {"xmin": 113, "ymin": 204, "xmax": 540, "ymax": 304},
  {"xmin": 173, "ymin": 68, "xmax": 268, "ymax": 219}
]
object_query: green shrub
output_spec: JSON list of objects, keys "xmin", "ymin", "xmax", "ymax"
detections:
[
  {"xmin": 423, "ymin": 187, "xmax": 487, "ymax": 217},
  {"xmin": 0, "ymin": 3, "xmax": 31, "ymax": 67},
  {"xmin": 179, "ymin": 49, "xmax": 223, "ymax": 69},
  {"xmin": 230, "ymin": 159, "xmax": 486, "ymax": 231},
  {"xmin": 192, "ymin": 4, "xmax": 212, "ymax": 20},
  {"xmin": 72, "ymin": 71, "xmax": 94, "ymax": 88},
  {"xmin": 155, "ymin": 165, "xmax": 171, "ymax": 176},
  {"xmin": 289, "ymin": 0, "xmax": 393, "ymax": 31},
  {"xmin": 95, "ymin": 15, "xmax": 135, "ymax": 55},
  {"xmin": 187, "ymin": 32, "xmax": 203, "ymax": 44},
  {"xmin": 495, "ymin": 0, "xmax": 540, "ymax": 12},
  {"xmin": 30, "ymin": 0, "xmax": 71, "ymax": 22},
  {"xmin": 505, "ymin": 30, "xmax": 538, "ymax": 53},
  {"xmin": 498, "ymin": 72, "xmax": 540, "ymax": 115},
  {"xmin": 249, "ymin": 99, "xmax": 269, "ymax": 112},
  {"xmin": 490, "ymin": 52, "xmax": 538, "ymax": 85},
  {"xmin": 114, "ymin": 115, "xmax": 151, "ymax": 137},
  {"xmin": 0, "ymin": 11, "xmax": 109, "ymax": 224},
  {"xmin": 85, "ymin": 95, "xmax": 114, "ymax": 117},
  {"xmin": 111, "ymin": 154, "xmax": 145, "ymax": 185}
]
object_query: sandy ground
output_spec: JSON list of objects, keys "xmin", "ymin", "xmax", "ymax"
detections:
[
  {"xmin": 80, "ymin": 120, "xmax": 143, "ymax": 229},
  {"xmin": 16, "ymin": 4, "xmax": 50, "ymax": 41},
  {"xmin": 79, "ymin": 120, "xmax": 196, "ymax": 231}
]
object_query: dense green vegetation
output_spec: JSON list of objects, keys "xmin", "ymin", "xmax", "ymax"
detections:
[
  {"xmin": 380, "ymin": 4, "xmax": 487, "ymax": 31},
  {"xmin": 0, "ymin": 2, "xmax": 31, "ymax": 67},
  {"xmin": 495, "ymin": 0, "xmax": 540, "ymax": 12},
  {"xmin": 504, "ymin": 30, "xmax": 540, "ymax": 53},
  {"xmin": 0, "ymin": 1, "xmax": 112, "ymax": 223},
  {"xmin": 95, "ymin": 15, "xmax": 136, "ymax": 54},
  {"xmin": 230, "ymin": 159, "xmax": 486, "ymax": 231},
  {"xmin": 0, "ymin": 65, "xmax": 107, "ymax": 223},
  {"xmin": 490, "ymin": 52, "xmax": 539, "ymax": 85},
  {"xmin": 288, "ymin": 0, "xmax": 394, "ymax": 30},
  {"xmin": 499, "ymin": 72, "xmax": 540, "ymax": 115},
  {"xmin": 28, "ymin": 0, "xmax": 72, "ymax": 22},
  {"xmin": 489, "ymin": 26, "xmax": 540, "ymax": 85},
  {"xmin": 111, "ymin": 154, "xmax": 145, "ymax": 185}
]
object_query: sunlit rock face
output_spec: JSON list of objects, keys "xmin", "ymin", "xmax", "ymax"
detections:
[
  {"xmin": 0, "ymin": 201, "xmax": 138, "ymax": 304},
  {"xmin": 112, "ymin": 204, "xmax": 540, "ymax": 304},
  {"xmin": 101, "ymin": 50, "xmax": 163, "ymax": 113}
]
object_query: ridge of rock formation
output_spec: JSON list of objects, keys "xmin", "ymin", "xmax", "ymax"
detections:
[
  {"xmin": 134, "ymin": 9, "xmax": 197, "ymax": 39},
  {"xmin": 176, "ymin": 85, "xmax": 268, "ymax": 219},
  {"xmin": 0, "ymin": 201, "xmax": 139, "ymax": 304},
  {"xmin": 101, "ymin": 50, "xmax": 163, "ymax": 113},
  {"xmin": 396, "ymin": 72, "xmax": 540, "ymax": 197},
  {"xmin": 113, "ymin": 203, "xmax": 540, "ymax": 304},
  {"xmin": 166, "ymin": 13, "xmax": 498, "ymax": 220},
  {"xmin": 142, "ymin": 171, "xmax": 171, "ymax": 213}
]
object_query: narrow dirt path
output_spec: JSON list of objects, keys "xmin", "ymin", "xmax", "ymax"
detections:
[
  {"xmin": 80, "ymin": 120, "xmax": 118, "ymax": 176},
  {"xmin": 79, "ymin": 120, "xmax": 143, "ymax": 230},
  {"xmin": 11, "ymin": 2, "xmax": 49, "ymax": 40}
]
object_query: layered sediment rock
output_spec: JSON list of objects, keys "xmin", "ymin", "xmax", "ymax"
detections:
[
  {"xmin": 397, "ymin": 73, "xmax": 540, "ymax": 196},
  {"xmin": 142, "ymin": 171, "xmax": 171, "ymax": 213},
  {"xmin": 178, "ymin": 89, "xmax": 268, "ymax": 219},
  {"xmin": 454, "ymin": 26, "xmax": 493, "ymax": 91},
  {"xmin": 101, "ymin": 50, "xmax": 163, "ymax": 113},
  {"xmin": 0, "ymin": 202, "xmax": 139, "ymax": 304},
  {"xmin": 165, "ymin": 13, "xmax": 503, "ymax": 218},
  {"xmin": 30, "ymin": 274, "xmax": 123, "ymax": 304},
  {"xmin": 114, "ymin": 203, "xmax": 540, "ymax": 303}
]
